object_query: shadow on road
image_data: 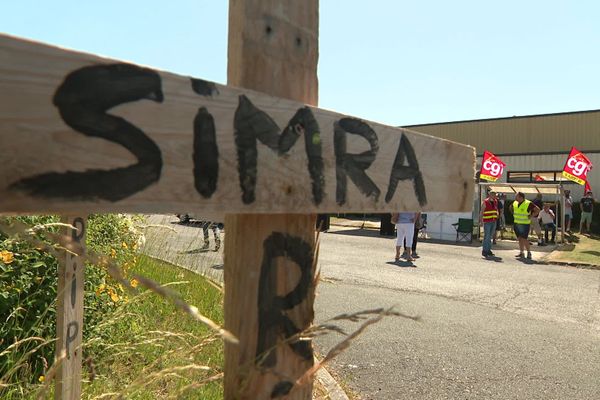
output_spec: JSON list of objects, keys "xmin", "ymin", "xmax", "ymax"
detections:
[
  {"xmin": 171, "ymin": 220, "xmax": 225, "ymax": 230},
  {"xmin": 180, "ymin": 248, "xmax": 211, "ymax": 254},
  {"xmin": 327, "ymin": 228, "xmax": 480, "ymax": 249},
  {"xmin": 386, "ymin": 260, "xmax": 416, "ymax": 268},
  {"xmin": 515, "ymin": 257, "xmax": 541, "ymax": 265},
  {"xmin": 483, "ymin": 255, "xmax": 504, "ymax": 263},
  {"xmin": 328, "ymin": 228, "xmax": 390, "ymax": 238}
]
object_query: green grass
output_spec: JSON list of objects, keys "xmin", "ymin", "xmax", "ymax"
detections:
[
  {"xmin": 2, "ymin": 255, "xmax": 226, "ymax": 400},
  {"xmin": 79, "ymin": 255, "xmax": 224, "ymax": 399},
  {"xmin": 546, "ymin": 234, "xmax": 600, "ymax": 265}
]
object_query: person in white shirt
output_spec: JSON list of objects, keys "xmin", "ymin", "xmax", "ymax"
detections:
[
  {"xmin": 391, "ymin": 212, "xmax": 418, "ymax": 262},
  {"xmin": 564, "ymin": 189, "xmax": 573, "ymax": 233},
  {"xmin": 538, "ymin": 204, "xmax": 556, "ymax": 244}
]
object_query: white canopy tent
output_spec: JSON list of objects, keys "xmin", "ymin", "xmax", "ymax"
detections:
[{"xmin": 478, "ymin": 182, "xmax": 565, "ymax": 244}]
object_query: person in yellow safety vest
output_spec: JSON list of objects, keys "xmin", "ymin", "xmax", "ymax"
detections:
[
  {"xmin": 509, "ymin": 192, "xmax": 541, "ymax": 260},
  {"xmin": 480, "ymin": 190, "xmax": 498, "ymax": 258}
]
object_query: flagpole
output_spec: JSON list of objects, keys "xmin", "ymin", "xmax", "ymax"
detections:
[{"xmin": 560, "ymin": 184, "xmax": 565, "ymax": 244}]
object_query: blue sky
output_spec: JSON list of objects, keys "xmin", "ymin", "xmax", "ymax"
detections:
[{"xmin": 2, "ymin": 0, "xmax": 599, "ymax": 126}]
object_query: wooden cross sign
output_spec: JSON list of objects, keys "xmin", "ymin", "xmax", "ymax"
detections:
[
  {"xmin": 0, "ymin": 35, "xmax": 473, "ymax": 215},
  {"xmin": 0, "ymin": 2, "xmax": 474, "ymax": 398}
]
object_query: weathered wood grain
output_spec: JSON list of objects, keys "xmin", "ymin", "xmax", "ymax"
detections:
[
  {"xmin": 55, "ymin": 216, "xmax": 86, "ymax": 400},
  {"xmin": 224, "ymin": 1, "xmax": 318, "ymax": 399},
  {"xmin": 0, "ymin": 33, "xmax": 474, "ymax": 214}
]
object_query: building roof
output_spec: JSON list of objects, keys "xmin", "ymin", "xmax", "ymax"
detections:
[
  {"xmin": 402, "ymin": 108, "xmax": 600, "ymax": 128},
  {"xmin": 480, "ymin": 182, "xmax": 562, "ymax": 195},
  {"xmin": 400, "ymin": 109, "xmax": 600, "ymax": 155}
]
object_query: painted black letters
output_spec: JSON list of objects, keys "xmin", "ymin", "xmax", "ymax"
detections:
[
  {"xmin": 192, "ymin": 107, "xmax": 219, "ymax": 198},
  {"xmin": 256, "ymin": 232, "xmax": 314, "ymax": 368},
  {"xmin": 190, "ymin": 78, "xmax": 219, "ymax": 97},
  {"xmin": 11, "ymin": 64, "xmax": 164, "ymax": 201},
  {"xmin": 234, "ymin": 95, "xmax": 324, "ymax": 204},
  {"xmin": 65, "ymin": 321, "xmax": 79, "ymax": 359},
  {"xmin": 190, "ymin": 78, "xmax": 219, "ymax": 198},
  {"xmin": 334, "ymin": 118, "xmax": 380, "ymax": 205},
  {"xmin": 385, "ymin": 134, "xmax": 427, "ymax": 206}
]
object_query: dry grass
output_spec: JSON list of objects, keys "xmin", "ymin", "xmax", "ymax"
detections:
[
  {"xmin": 1, "ymin": 217, "xmax": 420, "ymax": 399},
  {"xmin": 545, "ymin": 233, "xmax": 600, "ymax": 265},
  {"xmin": 0, "ymin": 249, "xmax": 226, "ymax": 399}
]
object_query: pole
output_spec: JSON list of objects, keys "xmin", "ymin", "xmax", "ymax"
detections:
[
  {"xmin": 224, "ymin": 1, "xmax": 318, "ymax": 399},
  {"xmin": 55, "ymin": 216, "xmax": 86, "ymax": 400},
  {"xmin": 477, "ymin": 183, "xmax": 483, "ymax": 240},
  {"xmin": 560, "ymin": 185, "xmax": 565, "ymax": 243}
]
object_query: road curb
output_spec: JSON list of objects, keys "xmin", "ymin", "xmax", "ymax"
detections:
[
  {"xmin": 315, "ymin": 364, "xmax": 350, "ymax": 400},
  {"xmin": 544, "ymin": 260, "xmax": 600, "ymax": 271},
  {"xmin": 142, "ymin": 252, "xmax": 351, "ymax": 399}
]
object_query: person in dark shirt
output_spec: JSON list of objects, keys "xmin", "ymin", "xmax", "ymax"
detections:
[
  {"xmin": 494, "ymin": 194, "xmax": 505, "ymax": 243},
  {"xmin": 579, "ymin": 191, "xmax": 595, "ymax": 234}
]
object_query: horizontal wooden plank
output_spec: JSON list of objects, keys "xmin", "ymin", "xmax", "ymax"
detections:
[{"xmin": 0, "ymin": 34, "xmax": 475, "ymax": 214}]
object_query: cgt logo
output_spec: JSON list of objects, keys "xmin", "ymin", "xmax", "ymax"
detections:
[
  {"xmin": 483, "ymin": 159, "xmax": 504, "ymax": 177},
  {"xmin": 567, "ymin": 156, "xmax": 590, "ymax": 177}
]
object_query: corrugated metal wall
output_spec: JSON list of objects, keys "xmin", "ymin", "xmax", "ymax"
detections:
[{"xmin": 406, "ymin": 110, "xmax": 600, "ymax": 154}]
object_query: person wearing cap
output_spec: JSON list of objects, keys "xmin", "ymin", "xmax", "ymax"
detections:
[
  {"xmin": 510, "ymin": 192, "xmax": 541, "ymax": 260},
  {"xmin": 579, "ymin": 191, "xmax": 595, "ymax": 234},
  {"xmin": 480, "ymin": 190, "xmax": 498, "ymax": 257},
  {"xmin": 564, "ymin": 189, "xmax": 573, "ymax": 233}
]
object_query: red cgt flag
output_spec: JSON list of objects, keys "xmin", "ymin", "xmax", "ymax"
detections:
[
  {"xmin": 562, "ymin": 147, "xmax": 593, "ymax": 185},
  {"xmin": 480, "ymin": 151, "xmax": 506, "ymax": 182}
]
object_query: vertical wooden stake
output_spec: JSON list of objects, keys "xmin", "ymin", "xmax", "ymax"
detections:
[
  {"xmin": 55, "ymin": 216, "xmax": 86, "ymax": 400},
  {"xmin": 225, "ymin": 0, "xmax": 319, "ymax": 399}
]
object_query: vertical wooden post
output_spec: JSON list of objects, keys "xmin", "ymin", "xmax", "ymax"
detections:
[
  {"xmin": 55, "ymin": 216, "xmax": 86, "ymax": 400},
  {"xmin": 224, "ymin": 0, "xmax": 318, "ymax": 399}
]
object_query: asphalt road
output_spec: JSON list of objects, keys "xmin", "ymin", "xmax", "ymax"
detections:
[
  {"xmin": 143, "ymin": 216, "xmax": 600, "ymax": 399},
  {"xmin": 142, "ymin": 214, "xmax": 224, "ymax": 282},
  {"xmin": 314, "ymin": 227, "xmax": 600, "ymax": 400}
]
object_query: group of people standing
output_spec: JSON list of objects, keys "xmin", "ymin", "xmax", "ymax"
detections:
[
  {"xmin": 481, "ymin": 189, "xmax": 596, "ymax": 260},
  {"xmin": 481, "ymin": 191, "xmax": 542, "ymax": 259}
]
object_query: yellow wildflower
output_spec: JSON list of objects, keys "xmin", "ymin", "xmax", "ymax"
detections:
[
  {"xmin": 1, "ymin": 250, "xmax": 15, "ymax": 264},
  {"xmin": 132, "ymin": 243, "xmax": 138, "ymax": 250},
  {"xmin": 109, "ymin": 289, "xmax": 120, "ymax": 303},
  {"xmin": 95, "ymin": 284, "xmax": 106, "ymax": 296},
  {"xmin": 110, "ymin": 248, "xmax": 116, "ymax": 258},
  {"xmin": 121, "ymin": 242, "xmax": 128, "ymax": 249},
  {"xmin": 38, "ymin": 375, "xmax": 45, "ymax": 383},
  {"xmin": 130, "ymin": 278, "xmax": 139, "ymax": 288}
]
